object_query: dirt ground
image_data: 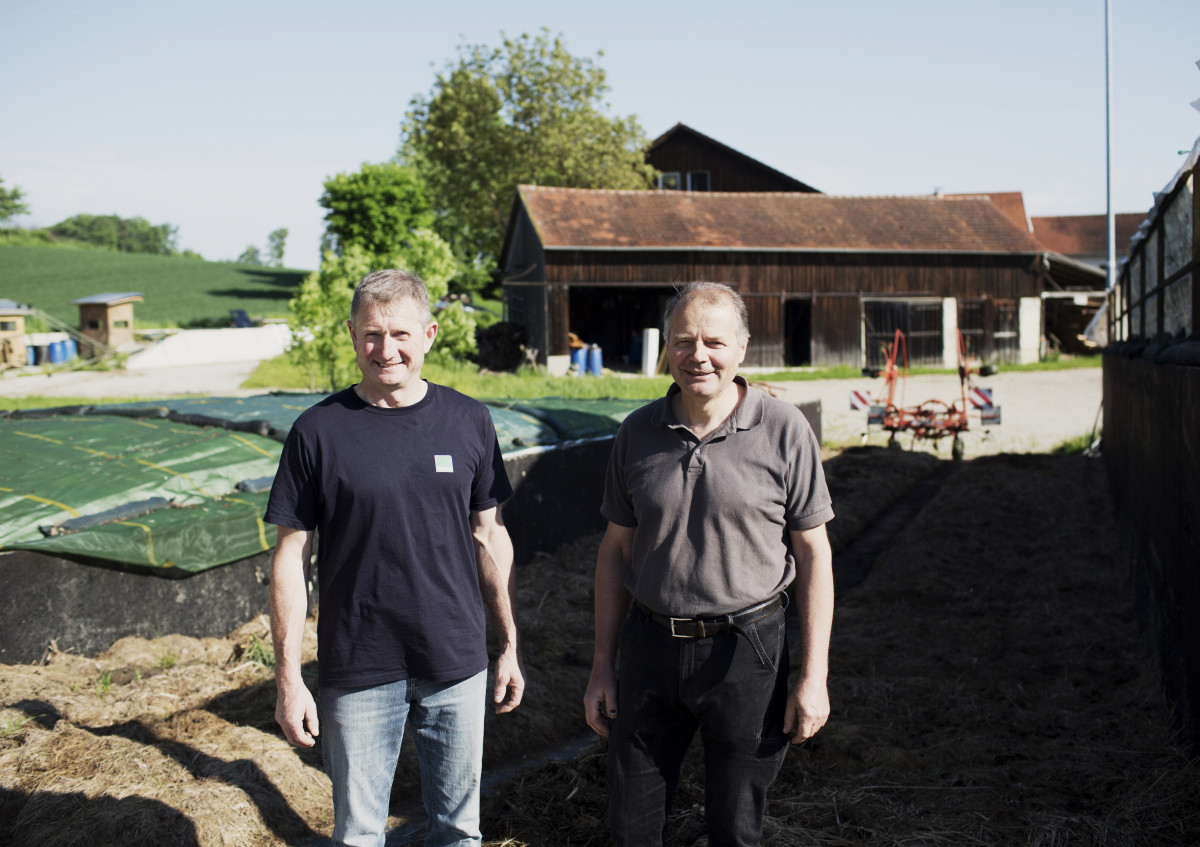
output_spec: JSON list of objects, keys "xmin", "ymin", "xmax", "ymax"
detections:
[{"xmin": 3, "ymin": 446, "xmax": 1198, "ymax": 846}]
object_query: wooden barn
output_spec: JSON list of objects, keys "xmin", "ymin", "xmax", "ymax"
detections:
[
  {"xmin": 499, "ymin": 185, "xmax": 1105, "ymax": 369},
  {"xmin": 646, "ymin": 123, "xmax": 821, "ymax": 194}
]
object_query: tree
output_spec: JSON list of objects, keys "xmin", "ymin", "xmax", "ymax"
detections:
[
  {"xmin": 401, "ymin": 29, "xmax": 657, "ymax": 284},
  {"xmin": 267, "ymin": 228, "xmax": 289, "ymax": 267},
  {"xmin": 49, "ymin": 213, "xmax": 177, "ymax": 254},
  {"xmin": 0, "ymin": 175, "xmax": 30, "ymax": 231},
  {"xmin": 318, "ymin": 162, "xmax": 434, "ymax": 258},
  {"xmin": 237, "ymin": 245, "xmax": 263, "ymax": 265}
]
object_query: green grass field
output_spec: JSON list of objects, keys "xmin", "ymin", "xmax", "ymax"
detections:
[{"xmin": 0, "ymin": 244, "xmax": 309, "ymax": 328}]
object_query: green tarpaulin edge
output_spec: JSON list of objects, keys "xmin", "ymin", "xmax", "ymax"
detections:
[
  {"xmin": 0, "ymin": 395, "xmax": 653, "ymax": 574},
  {"xmin": 4, "ymin": 491, "xmax": 276, "ymax": 576}
]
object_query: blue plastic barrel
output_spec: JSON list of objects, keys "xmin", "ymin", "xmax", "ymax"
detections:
[
  {"xmin": 570, "ymin": 347, "xmax": 587, "ymax": 372},
  {"xmin": 65, "ymin": 338, "xmax": 78, "ymax": 360},
  {"xmin": 587, "ymin": 344, "xmax": 603, "ymax": 376},
  {"xmin": 26, "ymin": 346, "xmax": 36, "ymax": 366},
  {"xmin": 48, "ymin": 340, "xmax": 66, "ymax": 364}
]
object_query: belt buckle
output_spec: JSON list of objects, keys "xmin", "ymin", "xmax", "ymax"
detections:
[{"xmin": 669, "ymin": 617, "xmax": 696, "ymax": 638}]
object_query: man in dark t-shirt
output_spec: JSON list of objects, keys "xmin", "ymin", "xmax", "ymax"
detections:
[{"xmin": 265, "ymin": 269, "xmax": 522, "ymax": 847}]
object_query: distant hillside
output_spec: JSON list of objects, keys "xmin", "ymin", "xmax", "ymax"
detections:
[{"xmin": 0, "ymin": 245, "xmax": 309, "ymax": 327}]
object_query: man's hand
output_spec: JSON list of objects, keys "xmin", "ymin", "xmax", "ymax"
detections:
[
  {"xmin": 275, "ymin": 675, "xmax": 319, "ymax": 748},
  {"xmin": 492, "ymin": 647, "xmax": 525, "ymax": 714},
  {"xmin": 583, "ymin": 664, "xmax": 619, "ymax": 738},
  {"xmin": 782, "ymin": 675, "xmax": 829, "ymax": 744}
]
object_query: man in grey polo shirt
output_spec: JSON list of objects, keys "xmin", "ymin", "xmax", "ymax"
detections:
[{"xmin": 584, "ymin": 282, "xmax": 834, "ymax": 846}]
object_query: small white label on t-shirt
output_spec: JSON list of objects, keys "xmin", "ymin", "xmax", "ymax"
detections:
[{"xmin": 435, "ymin": 454, "xmax": 454, "ymax": 473}]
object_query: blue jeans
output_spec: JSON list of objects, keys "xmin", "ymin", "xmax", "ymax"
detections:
[
  {"xmin": 320, "ymin": 670, "xmax": 487, "ymax": 847},
  {"xmin": 608, "ymin": 604, "xmax": 791, "ymax": 847}
]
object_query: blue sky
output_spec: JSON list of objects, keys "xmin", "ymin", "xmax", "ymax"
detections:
[{"xmin": 4, "ymin": 0, "xmax": 1198, "ymax": 269}]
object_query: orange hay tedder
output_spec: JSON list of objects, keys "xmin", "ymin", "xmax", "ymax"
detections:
[{"xmin": 855, "ymin": 329, "xmax": 1001, "ymax": 460}]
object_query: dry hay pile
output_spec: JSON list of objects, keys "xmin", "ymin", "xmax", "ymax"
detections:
[
  {"xmin": 480, "ymin": 454, "xmax": 1200, "ymax": 846},
  {"xmin": 0, "ymin": 620, "xmax": 330, "ymax": 846},
  {"xmin": 0, "ymin": 446, "xmax": 972, "ymax": 846}
]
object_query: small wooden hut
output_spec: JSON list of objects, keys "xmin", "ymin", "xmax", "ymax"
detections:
[{"xmin": 70, "ymin": 292, "xmax": 143, "ymax": 354}]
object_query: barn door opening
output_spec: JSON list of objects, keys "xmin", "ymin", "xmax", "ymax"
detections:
[
  {"xmin": 784, "ymin": 299, "xmax": 812, "ymax": 366},
  {"xmin": 567, "ymin": 286, "xmax": 675, "ymax": 369}
]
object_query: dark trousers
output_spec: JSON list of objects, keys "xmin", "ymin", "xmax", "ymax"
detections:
[{"xmin": 607, "ymin": 603, "xmax": 791, "ymax": 847}]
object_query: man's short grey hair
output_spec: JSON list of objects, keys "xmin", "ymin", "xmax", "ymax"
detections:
[
  {"xmin": 662, "ymin": 282, "xmax": 750, "ymax": 346},
  {"xmin": 350, "ymin": 269, "xmax": 432, "ymax": 325}
]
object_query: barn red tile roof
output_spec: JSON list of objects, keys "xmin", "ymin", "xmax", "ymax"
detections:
[
  {"xmin": 1030, "ymin": 213, "xmax": 1146, "ymax": 255},
  {"xmin": 517, "ymin": 186, "xmax": 1047, "ymax": 253},
  {"xmin": 943, "ymin": 192, "xmax": 1030, "ymax": 232}
]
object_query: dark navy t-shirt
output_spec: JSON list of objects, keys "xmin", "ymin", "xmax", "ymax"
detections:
[{"xmin": 264, "ymin": 383, "xmax": 513, "ymax": 688}]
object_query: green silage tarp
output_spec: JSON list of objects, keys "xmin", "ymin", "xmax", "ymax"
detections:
[
  {"xmin": 0, "ymin": 394, "xmax": 651, "ymax": 573},
  {"xmin": 0, "ymin": 414, "xmax": 281, "ymax": 573},
  {"xmin": 93, "ymin": 393, "xmax": 649, "ymax": 446},
  {"xmin": 484, "ymin": 397, "xmax": 647, "ymax": 442}
]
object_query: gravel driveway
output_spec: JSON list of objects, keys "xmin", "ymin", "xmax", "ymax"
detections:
[{"xmin": 759, "ymin": 366, "xmax": 1104, "ymax": 457}]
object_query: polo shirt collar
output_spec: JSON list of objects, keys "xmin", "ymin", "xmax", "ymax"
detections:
[{"xmin": 653, "ymin": 375, "xmax": 765, "ymax": 434}]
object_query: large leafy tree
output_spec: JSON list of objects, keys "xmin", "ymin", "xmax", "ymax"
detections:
[
  {"xmin": 318, "ymin": 162, "xmax": 434, "ymax": 258},
  {"xmin": 295, "ymin": 161, "xmax": 476, "ymax": 384},
  {"xmin": 401, "ymin": 29, "xmax": 657, "ymax": 282}
]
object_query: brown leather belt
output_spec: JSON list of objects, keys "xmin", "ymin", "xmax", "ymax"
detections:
[{"xmin": 636, "ymin": 594, "xmax": 784, "ymax": 639}]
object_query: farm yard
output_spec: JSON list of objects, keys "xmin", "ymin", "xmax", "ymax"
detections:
[
  {"xmin": 2, "ymin": 445, "xmax": 1197, "ymax": 846},
  {"xmin": 4, "ymin": 9, "xmax": 1196, "ymax": 843}
]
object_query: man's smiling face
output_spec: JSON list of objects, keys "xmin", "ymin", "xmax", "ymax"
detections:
[
  {"xmin": 348, "ymin": 297, "xmax": 437, "ymax": 403},
  {"xmin": 666, "ymin": 298, "xmax": 748, "ymax": 404}
]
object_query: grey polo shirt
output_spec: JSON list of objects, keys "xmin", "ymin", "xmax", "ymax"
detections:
[{"xmin": 601, "ymin": 376, "xmax": 834, "ymax": 617}]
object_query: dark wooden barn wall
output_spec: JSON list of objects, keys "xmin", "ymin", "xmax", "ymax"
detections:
[
  {"xmin": 501, "ymin": 206, "xmax": 547, "ymax": 285},
  {"xmin": 646, "ymin": 134, "xmax": 815, "ymax": 193},
  {"xmin": 814, "ymin": 294, "xmax": 864, "ymax": 366},
  {"xmin": 540, "ymin": 250, "xmax": 1038, "ymax": 299},
  {"xmin": 525, "ymin": 250, "xmax": 1039, "ymax": 364},
  {"xmin": 743, "ymin": 294, "xmax": 779, "ymax": 366}
]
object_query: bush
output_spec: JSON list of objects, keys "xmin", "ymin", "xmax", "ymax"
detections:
[
  {"xmin": 474, "ymin": 322, "xmax": 529, "ymax": 371},
  {"xmin": 426, "ymin": 302, "xmax": 478, "ymax": 366}
]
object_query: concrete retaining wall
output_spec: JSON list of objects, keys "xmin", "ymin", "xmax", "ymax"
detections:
[{"xmin": 0, "ymin": 550, "xmax": 274, "ymax": 664}]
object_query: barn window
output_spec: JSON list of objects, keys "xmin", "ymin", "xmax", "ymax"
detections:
[
  {"xmin": 658, "ymin": 172, "xmax": 681, "ymax": 190},
  {"xmin": 687, "ymin": 171, "xmax": 710, "ymax": 191},
  {"xmin": 0, "ymin": 320, "xmax": 16, "ymax": 332},
  {"xmin": 113, "ymin": 320, "xmax": 130, "ymax": 329},
  {"xmin": 86, "ymin": 320, "xmax": 102, "ymax": 330}
]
